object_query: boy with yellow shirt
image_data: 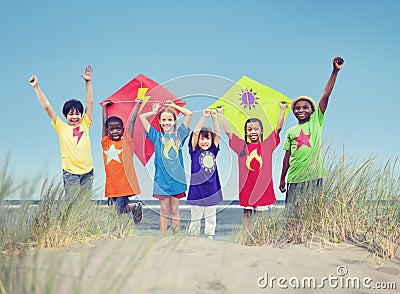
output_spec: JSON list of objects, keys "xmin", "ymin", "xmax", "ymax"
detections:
[{"xmin": 29, "ymin": 65, "xmax": 94, "ymax": 196}]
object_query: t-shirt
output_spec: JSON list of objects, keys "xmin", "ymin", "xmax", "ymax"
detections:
[
  {"xmin": 229, "ymin": 132, "xmax": 279, "ymax": 207},
  {"xmin": 146, "ymin": 124, "xmax": 190, "ymax": 195},
  {"xmin": 102, "ymin": 132, "xmax": 140, "ymax": 198},
  {"xmin": 283, "ymin": 105, "xmax": 327, "ymax": 183},
  {"xmin": 52, "ymin": 113, "xmax": 93, "ymax": 175},
  {"xmin": 187, "ymin": 138, "xmax": 223, "ymax": 206}
]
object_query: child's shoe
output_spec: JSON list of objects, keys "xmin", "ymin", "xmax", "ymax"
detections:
[{"xmin": 132, "ymin": 202, "xmax": 143, "ymax": 224}]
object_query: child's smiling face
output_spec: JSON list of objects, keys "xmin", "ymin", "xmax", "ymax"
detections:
[
  {"xmin": 66, "ymin": 108, "xmax": 82, "ymax": 126},
  {"xmin": 246, "ymin": 121, "xmax": 263, "ymax": 143},
  {"xmin": 159, "ymin": 111, "xmax": 176, "ymax": 133},
  {"xmin": 293, "ymin": 100, "xmax": 314, "ymax": 124},
  {"xmin": 198, "ymin": 134, "xmax": 212, "ymax": 150},
  {"xmin": 106, "ymin": 121, "xmax": 124, "ymax": 141}
]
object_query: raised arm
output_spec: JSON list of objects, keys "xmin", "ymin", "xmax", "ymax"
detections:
[
  {"xmin": 279, "ymin": 150, "xmax": 291, "ymax": 193},
  {"xmin": 319, "ymin": 56, "xmax": 344, "ymax": 114},
  {"xmin": 102, "ymin": 100, "xmax": 112, "ymax": 137},
  {"xmin": 139, "ymin": 102, "xmax": 159, "ymax": 133},
  {"xmin": 127, "ymin": 99, "xmax": 143, "ymax": 137},
  {"xmin": 81, "ymin": 65, "xmax": 94, "ymax": 120},
  {"xmin": 216, "ymin": 106, "xmax": 232, "ymax": 140},
  {"xmin": 210, "ymin": 110, "xmax": 220, "ymax": 147},
  {"xmin": 191, "ymin": 109, "xmax": 209, "ymax": 150},
  {"xmin": 165, "ymin": 100, "xmax": 192, "ymax": 129},
  {"xmin": 274, "ymin": 102, "xmax": 287, "ymax": 136},
  {"xmin": 29, "ymin": 75, "xmax": 57, "ymax": 123}
]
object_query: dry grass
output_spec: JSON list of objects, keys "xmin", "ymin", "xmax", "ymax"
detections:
[
  {"xmin": 238, "ymin": 152, "xmax": 400, "ymax": 260},
  {"xmin": 0, "ymin": 158, "xmax": 136, "ymax": 293},
  {"xmin": 1, "ymin": 150, "xmax": 399, "ymax": 293}
]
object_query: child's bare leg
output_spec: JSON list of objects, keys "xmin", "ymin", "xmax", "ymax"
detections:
[
  {"xmin": 253, "ymin": 210, "xmax": 262, "ymax": 218},
  {"xmin": 242, "ymin": 209, "xmax": 252, "ymax": 240},
  {"xmin": 170, "ymin": 197, "xmax": 180, "ymax": 234},
  {"xmin": 126, "ymin": 203, "xmax": 136, "ymax": 213},
  {"xmin": 159, "ymin": 198, "xmax": 170, "ymax": 232}
]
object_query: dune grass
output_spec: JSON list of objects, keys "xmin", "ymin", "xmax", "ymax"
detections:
[
  {"xmin": 1, "ymin": 150, "xmax": 399, "ymax": 292},
  {"xmin": 239, "ymin": 152, "xmax": 400, "ymax": 260},
  {"xmin": 0, "ymin": 158, "xmax": 137, "ymax": 293},
  {"xmin": 0, "ymin": 175, "xmax": 135, "ymax": 256}
]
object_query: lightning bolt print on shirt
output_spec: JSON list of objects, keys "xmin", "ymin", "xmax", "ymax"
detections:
[
  {"xmin": 73, "ymin": 126, "xmax": 84, "ymax": 144},
  {"xmin": 52, "ymin": 113, "xmax": 93, "ymax": 174}
]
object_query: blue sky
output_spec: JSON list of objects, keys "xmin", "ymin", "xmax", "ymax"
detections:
[{"xmin": 1, "ymin": 0, "xmax": 399, "ymax": 200}]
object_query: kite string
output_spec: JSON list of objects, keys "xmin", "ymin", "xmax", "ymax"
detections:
[
  {"xmin": 207, "ymin": 101, "xmax": 291, "ymax": 110},
  {"xmin": 110, "ymin": 100, "xmax": 161, "ymax": 104}
]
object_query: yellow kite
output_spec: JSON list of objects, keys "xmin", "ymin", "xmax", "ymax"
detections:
[{"xmin": 208, "ymin": 75, "xmax": 291, "ymax": 140}]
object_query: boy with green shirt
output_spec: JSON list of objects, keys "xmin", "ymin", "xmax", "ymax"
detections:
[{"xmin": 279, "ymin": 56, "xmax": 344, "ymax": 204}]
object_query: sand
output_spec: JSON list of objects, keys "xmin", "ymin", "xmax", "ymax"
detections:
[{"xmin": 15, "ymin": 235, "xmax": 400, "ymax": 293}]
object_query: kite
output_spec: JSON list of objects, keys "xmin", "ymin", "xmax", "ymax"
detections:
[
  {"xmin": 207, "ymin": 75, "xmax": 291, "ymax": 140},
  {"xmin": 100, "ymin": 74, "xmax": 186, "ymax": 165}
]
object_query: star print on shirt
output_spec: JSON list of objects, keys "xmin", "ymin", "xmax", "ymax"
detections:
[
  {"xmin": 294, "ymin": 129, "xmax": 312, "ymax": 150},
  {"xmin": 104, "ymin": 144, "xmax": 122, "ymax": 164}
]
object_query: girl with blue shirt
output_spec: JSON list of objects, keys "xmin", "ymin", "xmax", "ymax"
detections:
[{"xmin": 139, "ymin": 100, "xmax": 192, "ymax": 233}]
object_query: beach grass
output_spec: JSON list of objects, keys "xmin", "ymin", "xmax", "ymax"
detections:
[
  {"xmin": 1, "ymin": 151, "xmax": 399, "ymax": 292},
  {"xmin": 239, "ymin": 151, "xmax": 400, "ymax": 260},
  {"xmin": 0, "ymin": 158, "xmax": 137, "ymax": 293}
]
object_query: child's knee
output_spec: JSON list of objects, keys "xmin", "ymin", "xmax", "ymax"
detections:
[
  {"xmin": 160, "ymin": 206, "xmax": 169, "ymax": 217},
  {"xmin": 170, "ymin": 206, "xmax": 179, "ymax": 217}
]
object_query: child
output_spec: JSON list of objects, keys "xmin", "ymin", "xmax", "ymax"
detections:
[
  {"xmin": 187, "ymin": 109, "xmax": 223, "ymax": 240},
  {"xmin": 218, "ymin": 102, "xmax": 287, "ymax": 225},
  {"xmin": 139, "ymin": 100, "xmax": 192, "ymax": 233},
  {"xmin": 279, "ymin": 56, "xmax": 344, "ymax": 204},
  {"xmin": 102, "ymin": 99, "xmax": 143, "ymax": 224},
  {"xmin": 29, "ymin": 65, "xmax": 94, "ymax": 196}
]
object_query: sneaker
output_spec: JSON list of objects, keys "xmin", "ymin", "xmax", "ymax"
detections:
[
  {"xmin": 132, "ymin": 202, "xmax": 142, "ymax": 224},
  {"xmin": 207, "ymin": 235, "xmax": 214, "ymax": 240}
]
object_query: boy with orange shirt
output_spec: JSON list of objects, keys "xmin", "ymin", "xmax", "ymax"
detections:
[{"xmin": 102, "ymin": 99, "xmax": 142, "ymax": 223}]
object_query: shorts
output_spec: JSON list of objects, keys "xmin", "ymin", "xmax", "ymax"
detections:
[
  {"xmin": 107, "ymin": 196, "xmax": 131, "ymax": 213},
  {"xmin": 153, "ymin": 192, "xmax": 186, "ymax": 200},
  {"xmin": 62, "ymin": 169, "xmax": 94, "ymax": 196},
  {"xmin": 243, "ymin": 205, "xmax": 273, "ymax": 211}
]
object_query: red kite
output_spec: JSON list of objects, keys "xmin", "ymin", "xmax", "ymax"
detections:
[{"xmin": 100, "ymin": 74, "xmax": 186, "ymax": 165}]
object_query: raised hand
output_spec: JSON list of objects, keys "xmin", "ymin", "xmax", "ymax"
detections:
[
  {"xmin": 152, "ymin": 102, "xmax": 160, "ymax": 114},
  {"xmin": 333, "ymin": 56, "xmax": 344, "ymax": 71},
  {"xmin": 103, "ymin": 99, "xmax": 113, "ymax": 107},
  {"xmin": 29, "ymin": 75, "xmax": 38, "ymax": 87},
  {"xmin": 203, "ymin": 109, "xmax": 211, "ymax": 117},
  {"xmin": 164, "ymin": 100, "xmax": 176, "ymax": 107},
  {"xmin": 81, "ymin": 65, "xmax": 93, "ymax": 81},
  {"xmin": 216, "ymin": 106, "xmax": 224, "ymax": 114}
]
